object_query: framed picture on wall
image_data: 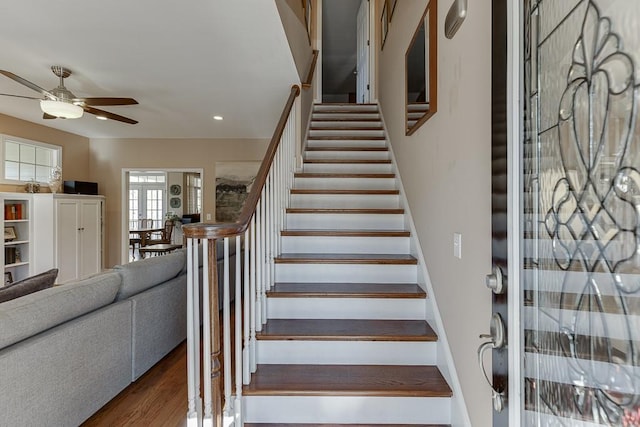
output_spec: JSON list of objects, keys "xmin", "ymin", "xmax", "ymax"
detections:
[
  {"xmin": 381, "ymin": 1, "xmax": 389, "ymax": 48},
  {"xmin": 389, "ymin": 0, "xmax": 398, "ymax": 21}
]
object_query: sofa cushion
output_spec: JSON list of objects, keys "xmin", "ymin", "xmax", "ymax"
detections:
[
  {"xmin": 0, "ymin": 271, "xmax": 122, "ymax": 349},
  {"xmin": 0, "ymin": 268, "xmax": 58, "ymax": 304},
  {"xmin": 114, "ymin": 250, "xmax": 185, "ymax": 301}
]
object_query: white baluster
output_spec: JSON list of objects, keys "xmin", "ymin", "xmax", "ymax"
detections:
[
  {"xmin": 264, "ymin": 175, "xmax": 271, "ymax": 294},
  {"xmin": 235, "ymin": 235, "xmax": 243, "ymax": 424},
  {"xmin": 223, "ymin": 238, "xmax": 231, "ymax": 417},
  {"xmin": 201, "ymin": 241, "xmax": 213, "ymax": 427},
  {"xmin": 186, "ymin": 238, "xmax": 199, "ymax": 426},
  {"xmin": 255, "ymin": 201, "xmax": 263, "ymax": 333},
  {"xmin": 250, "ymin": 214, "xmax": 257, "ymax": 371},
  {"xmin": 243, "ymin": 228, "xmax": 251, "ymax": 384},
  {"xmin": 260, "ymin": 187, "xmax": 267, "ymax": 325}
]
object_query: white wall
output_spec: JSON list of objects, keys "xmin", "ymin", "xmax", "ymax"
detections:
[{"xmin": 377, "ymin": 1, "xmax": 493, "ymax": 425}]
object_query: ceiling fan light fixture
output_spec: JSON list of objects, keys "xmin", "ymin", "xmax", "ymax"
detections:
[{"xmin": 40, "ymin": 99, "xmax": 84, "ymax": 119}]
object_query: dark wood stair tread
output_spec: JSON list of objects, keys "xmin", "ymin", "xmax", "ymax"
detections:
[
  {"xmin": 295, "ymin": 173, "xmax": 395, "ymax": 178},
  {"xmin": 310, "ymin": 126, "xmax": 384, "ymax": 131},
  {"xmin": 243, "ymin": 364, "xmax": 452, "ymax": 397},
  {"xmin": 291, "ymin": 189, "xmax": 399, "ymax": 195},
  {"xmin": 286, "ymin": 208, "xmax": 404, "ymax": 214},
  {"xmin": 306, "ymin": 146, "xmax": 388, "ymax": 151},
  {"xmin": 257, "ymin": 319, "xmax": 436, "ymax": 341},
  {"xmin": 304, "ymin": 159, "xmax": 392, "ymax": 164},
  {"xmin": 281, "ymin": 230, "xmax": 409, "ymax": 237},
  {"xmin": 268, "ymin": 283, "xmax": 425, "ymax": 298},
  {"xmin": 246, "ymin": 424, "xmax": 449, "ymax": 427},
  {"xmin": 275, "ymin": 254, "xmax": 417, "ymax": 265},
  {"xmin": 312, "ymin": 117, "xmax": 382, "ymax": 122},
  {"xmin": 308, "ymin": 136, "xmax": 386, "ymax": 140}
]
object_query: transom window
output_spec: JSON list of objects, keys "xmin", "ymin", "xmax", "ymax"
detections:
[{"xmin": 1, "ymin": 135, "xmax": 61, "ymax": 183}]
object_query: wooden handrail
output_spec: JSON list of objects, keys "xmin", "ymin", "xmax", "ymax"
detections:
[
  {"xmin": 183, "ymin": 84, "xmax": 301, "ymax": 240},
  {"xmin": 302, "ymin": 50, "xmax": 319, "ymax": 90}
]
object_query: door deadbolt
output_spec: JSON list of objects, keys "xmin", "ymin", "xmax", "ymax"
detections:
[{"xmin": 485, "ymin": 265, "xmax": 505, "ymax": 294}]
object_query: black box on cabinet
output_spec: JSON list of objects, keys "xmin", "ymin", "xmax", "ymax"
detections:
[{"xmin": 63, "ymin": 181, "xmax": 98, "ymax": 195}]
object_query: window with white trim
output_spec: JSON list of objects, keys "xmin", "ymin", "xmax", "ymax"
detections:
[{"xmin": 1, "ymin": 135, "xmax": 62, "ymax": 183}]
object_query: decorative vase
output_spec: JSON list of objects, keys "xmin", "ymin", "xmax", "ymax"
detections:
[{"xmin": 49, "ymin": 166, "xmax": 62, "ymax": 194}]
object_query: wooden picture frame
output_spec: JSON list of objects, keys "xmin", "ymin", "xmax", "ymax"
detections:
[
  {"xmin": 4, "ymin": 226, "xmax": 17, "ymax": 241},
  {"xmin": 389, "ymin": 0, "xmax": 398, "ymax": 21},
  {"xmin": 381, "ymin": 1, "xmax": 389, "ymax": 48}
]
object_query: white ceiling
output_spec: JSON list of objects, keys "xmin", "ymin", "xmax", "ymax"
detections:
[{"xmin": 0, "ymin": 0, "xmax": 299, "ymax": 139}]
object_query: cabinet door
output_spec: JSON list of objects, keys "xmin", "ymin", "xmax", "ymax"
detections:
[
  {"xmin": 79, "ymin": 200, "xmax": 102, "ymax": 279},
  {"xmin": 55, "ymin": 200, "xmax": 80, "ymax": 283}
]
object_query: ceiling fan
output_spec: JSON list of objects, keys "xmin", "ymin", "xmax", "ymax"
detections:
[{"xmin": 0, "ymin": 66, "xmax": 138, "ymax": 124}]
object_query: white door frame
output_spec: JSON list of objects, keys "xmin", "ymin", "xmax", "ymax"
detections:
[
  {"xmin": 356, "ymin": 0, "xmax": 370, "ymax": 103},
  {"xmin": 507, "ymin": 0, "xmax": 522, "ymax": 425},
  {"xmin": 315, "ymin": 0, "xmax": 376, "ymax": 103},
  {"xmin": 120, "ymin": 167, "xmax": 204, "ymax": 264}
]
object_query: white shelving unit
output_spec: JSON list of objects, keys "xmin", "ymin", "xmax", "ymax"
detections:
[{"xmin": 2, "ymin": 194, "xmax": 32, "ymax": 284}]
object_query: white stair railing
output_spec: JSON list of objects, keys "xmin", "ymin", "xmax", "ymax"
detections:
[{"xmin": 183, "ymin": 85, "xmax": 300, "ymax": 427}]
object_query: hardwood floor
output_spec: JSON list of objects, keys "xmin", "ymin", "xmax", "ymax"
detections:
[{"xmin": 82, "ymin": 341, "xmax": 188, "ymax": 427}]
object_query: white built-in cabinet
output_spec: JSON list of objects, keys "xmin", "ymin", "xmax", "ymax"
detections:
[
  {"xmin": 1, "ymin": 193, "xmax": 32, "ymax": 284},
  {"xmin": 32, "ymin": 194, "xmax": 105, "ymax": 284}
]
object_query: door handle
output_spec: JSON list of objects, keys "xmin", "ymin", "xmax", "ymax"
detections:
[
  {"xmin": 485, "ymin": 265, "xmax": 505, "ymax": 294},
  {"xmin": 478, "ymin": 313, "xmax": 506, "ymax": 412}
]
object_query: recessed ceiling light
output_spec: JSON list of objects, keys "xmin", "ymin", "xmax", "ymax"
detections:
[
  {"xmin": 96, "ymin": 116, "xmax": 108, "ymax": 121},
  {"xmin": 213, "ymin": 115, "xmax": 223, "ymax": 121}
]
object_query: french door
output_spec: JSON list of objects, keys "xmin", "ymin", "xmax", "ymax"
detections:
[
  {"xmin": 129, "ymin": 186, "xmax": 165, "ymax": 229},
  {"xmin": 514, "ymin": 0, "xmax": 640, "ymax": 425}
]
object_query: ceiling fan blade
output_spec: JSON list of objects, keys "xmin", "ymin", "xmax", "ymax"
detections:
[
  {"xmin": 43, "ymin": 113, "xmax": 56, "ymax": 119},
  {"xmin": 0, "ymin": 93, "xmax": 41, "ymax": 100},
  {"xmin": 83, "ymin": 105, "xmax": 138, "ymax": 124},
  {"xmin": 73, "ymin": 97, "xmax": 138, "ymax": 106},
  {"xmin": 0, "ymin": 70, "xmax": 55, "ymax": 99}
]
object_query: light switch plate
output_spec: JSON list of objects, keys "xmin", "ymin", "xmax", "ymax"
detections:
[{"xmin": 453, "ymin": 232, "xmax": 462, "ymax": 259}]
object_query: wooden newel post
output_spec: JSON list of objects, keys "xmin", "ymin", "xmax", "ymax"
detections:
[{"xmin": 209, "ymin": 238, "xmax": 223, "ymax": 427}]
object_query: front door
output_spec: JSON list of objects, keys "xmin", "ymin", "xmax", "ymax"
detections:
[{"xmin": 516, "ymin": 0, "xmax": 640, "ymax": 425}]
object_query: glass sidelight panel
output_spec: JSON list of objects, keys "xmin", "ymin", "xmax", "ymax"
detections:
[{"xmin": 522, "ymin": 0, "xmax": 640, "ymax": 425}]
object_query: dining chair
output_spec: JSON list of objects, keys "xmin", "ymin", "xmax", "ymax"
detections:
[
  {"xmin": 141, "ymin": 218, "xmax": 154, "ymax": 228},
  {"xmin": 146, "ymin": 219, "xmax": 174, "ymax": 245},
  {"xmin": 129, "ymin": 219, "xmax": 143, "ymax": 259}
]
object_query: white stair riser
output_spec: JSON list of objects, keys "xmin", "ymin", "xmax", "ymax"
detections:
[
  {"xmin": 302, "ymin": 162, "xmax": 394, "ymax": 174},
  {"xmin": 311, "ymin": 121, "xmax": 382, "ymax": 128},
  {"xmin": 312, "ymin": 113, "xmax": 380, "ymax": 120},
  {"xmin": 243, "ymin": 396, "xmax": 451, "ymax": 424},
  {"xmin": 294, "ymin": 177, "xmax": 397, "ymax": 190},
  {"xmin": 308, "ymin": 129, "xmax": 386, "ymax": 138},
  {"xmin": 314, "ymin": 104, "xmax": 379, "ymax": 112},
  {"xmin": 290, "ymin": 193, "xmax": 400, "ymax": 209},
  {"xmin": 307, "ymin": 139, "xmax": 387, "ymax": 148},
  {"xmin": 285, "ymin": 213, "xmax": 405, "ymax": 230},
  {"xmin": 281, "ymin": 235, "xmax": 410, "ymax": 254},
  {"xmin": 267, "ymin": 297, "xmax": 425, "ymax": 320},
  {"xmin": 275, "ymin": 263, "xmax": 417, "ymax": 283},
  {"xmin": 256, "ymin": 340, "xmax": 436, "ymax": 365},
  {"xmin": 305, "ymin": 150, "xmax": 389, "ymax": 160}
]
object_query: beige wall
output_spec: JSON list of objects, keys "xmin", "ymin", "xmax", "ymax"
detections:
[
  {"xmin": 276, "ymin": 0, "xmax": 316, "ymax": 136},
  {"xmin": 377, "ymin": 1, "xmax": 493, "ymax": 425},
  {"xmin": 89, "ymin": 138, "xmax": 269, "ymax": 267},
  {"xmin": 276, "ymin": 0, "xmax": 314, "ymax": 82},
  {"xmin": 0, "ymin": 113, "xmax": 91, "ymax": 192}
]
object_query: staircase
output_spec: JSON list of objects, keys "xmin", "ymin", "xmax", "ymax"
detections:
[{"xmin": 242, "ymin": 104, "xmax": 452, "ymax": 426}]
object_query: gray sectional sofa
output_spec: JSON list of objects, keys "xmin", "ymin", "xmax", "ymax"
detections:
[{"xmin": 0, "ymin": 249, "xmax": 194, "ymax": 426}]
